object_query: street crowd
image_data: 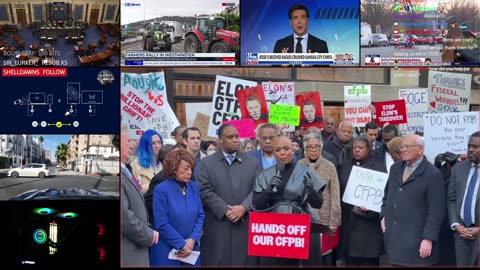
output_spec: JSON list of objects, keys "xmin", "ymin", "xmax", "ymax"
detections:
[{"xmin": 121, "ymin": 117, "xmax": 479, "ymax": 267}]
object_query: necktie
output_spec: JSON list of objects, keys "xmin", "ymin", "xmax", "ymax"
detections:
[
  {"xmin": 227, "ymin": 155, "xmax": 234, "ymax": 165},
  {"xmin": 296, "ymin": 37, "xmax": 303, "ymax": 53},
  {"xmin": 403, "ymin": 164, "xmax": 413, "ymax": 182},
  {"xmin": 463, "ymin": 165, "xmax": 478, "ymax": 226}
]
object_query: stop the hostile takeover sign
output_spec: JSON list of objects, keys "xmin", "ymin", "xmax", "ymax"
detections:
[{"xmin": 248, "ymin": 212, "xmax": 310, "ymax": 259}]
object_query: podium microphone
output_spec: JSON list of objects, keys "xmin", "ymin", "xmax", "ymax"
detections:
[{"xmin": 273, "ymin": 162, "xmax": 285, "ymax": 193}]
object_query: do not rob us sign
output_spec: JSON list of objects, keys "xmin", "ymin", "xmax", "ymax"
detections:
[{"xmin": 248, "ymin": 212, "xmax": 310, "ymax": 259}]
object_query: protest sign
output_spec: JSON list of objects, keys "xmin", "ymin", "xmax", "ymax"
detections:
[
  {"xmin": 373, "ymin": 100, "xmax": 407, "ymax": 126},
  {"xmin": 222, "ymin": 119, "xmax": 255, "ymax": 139},
  {"xmin": 121, "ymin": 72, "xmax": 179, "ymax": 139},
  {"xmin": 342, "ymin": 166, "xmax": 388, "ymax": 213},
  {"xmin": 193, "ymin": 113, "xmax": 218, "ymax": 142},
  {"xmin": 296, "ymin": 92, "xmax": 324, "ymax": 129},
  {"xmin": 248, "ymin": 212, "xmax": 311, "ymax": 259},
  {"xmin": 237, "ymin": 85, "xmax": 269, "ymax": 129},
  {"xmin": 344, "ymin": 85, "xmax": 372, "ymax": 127},
  {"xmin": 208, "ymin": 76, "xmax": 257, "ymax": 137},
  {"xmin": 263, "ymin": 82, "xmax": 295, "ymax": 132},
  {"xmin": 424, "ymin": 112, "xmax": 479, "ymax": 159},
  {"xmin": 269, "ymin": 104, "xmax": 300, "ymax": 127},
  {"xmin": 323, "ymin": 106, "xmax": 344, "ymax": 125},
  {"xmin": 399, "ymin": 88, "xmax": 428, "ymax": 135},
  {"xmin": 428, "ymin": 71, "xmax": 471, "ymax": 113},
  {"xmin": 186, "ymin": 102, "xmax": 212, "ymax": 127}
]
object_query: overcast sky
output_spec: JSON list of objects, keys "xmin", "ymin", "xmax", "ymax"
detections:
[{"xmin": 121, "ymin": 0, "xmax": 239, "ymax": 25}]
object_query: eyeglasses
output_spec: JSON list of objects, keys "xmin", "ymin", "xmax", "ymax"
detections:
[
  {"xmin": 306, "ymin": 145, "xmax": 321, "ymax": 151},
  {"xmin": 260, "ymin": 136, "xmax": 276, "ymax": 142},
  {"xmin": 399, "ymin": 144, "xmax": 420, "ymax": 150}
]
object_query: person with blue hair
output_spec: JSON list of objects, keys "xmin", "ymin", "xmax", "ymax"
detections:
[{"xmin": 130, "ymin": 129, "xmax": 163, "ymax": 193}]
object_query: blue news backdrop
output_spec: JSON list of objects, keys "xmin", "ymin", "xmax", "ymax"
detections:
[
  {"xmin": 0, "ymin": 67, "xmax": 119, "ymax": 134},
  {"xmin": 240, "ymin": 0, "xmax": 360, "ymax": 65}
]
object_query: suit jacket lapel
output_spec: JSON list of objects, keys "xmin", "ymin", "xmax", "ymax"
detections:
[
  {"xmin": 122, "ymin": 166, "xmax": 144, "ymax": 199},
  {"xmin": 288, "ymin": 35, "xmax": 294, "ymax": 53},
  {"xmin": 402, "ymin": 157, "xmax": 427, "ymax": 185}
]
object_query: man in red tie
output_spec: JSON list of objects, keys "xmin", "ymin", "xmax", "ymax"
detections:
[{"xmin": 120, "ymin": 123, "xmax": 159, "ymax": 266}]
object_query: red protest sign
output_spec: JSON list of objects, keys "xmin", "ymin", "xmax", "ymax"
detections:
[
  {"xmin": 295, "ymin": 92, "xmax": 324, "ymax": 129},
  {"xmin": 373, "ymin": 100, "xmax": 407, "ymax": 125},
  {"xmin": 236, "ymin": 86, "xmax": 269, "ymax": 129},
  {"xmin": 248, "ymin": 212, "xmax": 311, "ymax": 259}
]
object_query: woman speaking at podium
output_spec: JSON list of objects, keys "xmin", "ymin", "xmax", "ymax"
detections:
[{"xmin": 253, "ymin": 135, "xmax": 326, "ymax": 266}]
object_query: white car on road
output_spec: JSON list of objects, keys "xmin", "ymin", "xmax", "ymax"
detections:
[{"xmin": 8, "ymin": 163, "xmax": 51, "ymax": 178}]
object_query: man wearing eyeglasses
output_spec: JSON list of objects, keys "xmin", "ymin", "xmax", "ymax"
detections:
[
  {"xmin": 249, "ymin": 123, "xmax": 279, "ymax": 170},
  {"xmin": 381, "ymin": 134, "xmax": 445, "ymax": 266}
]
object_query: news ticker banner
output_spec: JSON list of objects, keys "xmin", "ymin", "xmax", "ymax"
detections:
[
  {"xmin": 124, "ymin": 52, "xmax": 236, "ymax": 66},
  {"xmin": 342, "ymin": 166, "xmax": 389, "ymax": 213},
  {"xmin": 246, "ymin": 53, "xmax": 355, "ymax": 65},
  {"xmin": 248, "ymin": 212, "xmax": 311, "ymax": 259},
  {"xmin": 423, "ymin": 111, "xmax": 479, "ymax": 161},
  {"xmin": 365, "ymin": 55, "xmax": 428, "ymax": 66}
]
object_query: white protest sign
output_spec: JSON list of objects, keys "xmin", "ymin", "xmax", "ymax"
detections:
[
  {"xmin": 398, "ymin": 88, "xmax": 428, "ymax": 135},
  {"xmin": 424, "ymin": 111, "xmax": 479, "ymax": 160},
  {"xmin": 207, "ymin": 76, "xmax": 257, "ymax": 137},
  {"xmin": 344, "ymin": 85, "xmax": 372, "ymax": 127},
  {"xmin": 428, "ymin": 71, "xmax": 472, "ymax": 113},
  {"xmin": 342, "ymin": 166, "xmax": 388, "ymax": 213},
  {"xmin": 121, "ymin": 72, "xmax": 180, "ymax": 140},
  {"xmin": 263, "ymin": 82, "xmax": 295, "ymax": 132}
]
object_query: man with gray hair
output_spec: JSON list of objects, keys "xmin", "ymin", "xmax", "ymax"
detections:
[
  {"xmin": 323, "ymin": 121, "xmax": 354, "ymax": 166},
  {"xmin": 381, "ymin": 134, "xmax": 445, "ymax": 266},
  {"xmin": 121, "ymin": 123, "xmax": 159, "ymax": 266}
]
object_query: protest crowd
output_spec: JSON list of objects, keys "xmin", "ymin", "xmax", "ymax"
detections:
[{"xmin": 121, "ymin": 116, "xmax": 479, "ymax": 267}]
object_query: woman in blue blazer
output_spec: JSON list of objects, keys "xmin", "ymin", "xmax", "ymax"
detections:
[{"xmin": 150, "ymin": 149, "xmax": 205, "ymax": 266}]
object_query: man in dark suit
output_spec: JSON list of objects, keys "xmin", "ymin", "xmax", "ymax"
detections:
[
  {"xmin": 196, "ymin": 124, "xmax": 262, "ymax": 266},
  {"xmin": 273, "ymin": 4, "xmax": 328, "ymax": 54},
  {"xmin": 365, "ymin": 122, "xmax": 383, "ymax": 150},
  {"xmin": 373, "ymin": 125, "xmax": 399, "ymax": 173},
  {"xmin": 120, "ymin": 123, "xmax": 158, "ymax": 267},
  {"xmin": 381, "ymin": 134, "xmax": 445, "ymax": 266},
  {"xmin": 300, "ymin": 101, "xmax": 323, "ymax": 125},
  {"xmin": 246, "ymin": 95, "xmax": 268, "ymax": 120},
  {"xmin": 448, "ymin": 131, "xmax": 480, "ymax": 266}
]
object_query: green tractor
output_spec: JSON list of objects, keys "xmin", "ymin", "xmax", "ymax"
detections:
[{"xmin": 142, "ymin": 22, "xmax": 172, "ymax": 51}]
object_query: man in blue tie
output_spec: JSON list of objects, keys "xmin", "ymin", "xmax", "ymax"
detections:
[{"xmin": 448, "ymin": 131, "xmax": 480, "ymax": 266}]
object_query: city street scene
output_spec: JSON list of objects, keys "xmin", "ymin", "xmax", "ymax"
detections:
[
  {"xmin": 121, "ymin": 0, "xmax": 239, "ymax": 65},
  {"xmin": 0, "ymin": 134, "xmax": 119, "ymax": 200},
  {"xmin": 360, "ymin": 0, "xmax": 480, "ymax": 66}
]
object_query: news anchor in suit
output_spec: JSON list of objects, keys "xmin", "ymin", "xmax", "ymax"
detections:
[
  {"xmin": 273, "ymin": 4, "xmax": 328, "ymax": 54},
  {"xmin": 447, "ymin": 131, "xmax": 480, "ymax": 266}
]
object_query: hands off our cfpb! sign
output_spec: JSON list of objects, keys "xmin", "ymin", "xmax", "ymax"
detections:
[{"xmin": 248, "ymin": 212, "xmax": 310, "ymax": 259}]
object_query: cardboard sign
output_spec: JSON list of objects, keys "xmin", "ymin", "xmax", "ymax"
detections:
[
  {"xmin": 342, "ymin": 166, "xmax": 389, "ymax": 213},
  {"xmin": 269, "ymin": 104, "xmax": 300, "ymax": 126},
  {"xmin": 263, "ymin": 82, "xmax": 296, "ymax": 132},
  {"xmin": 222, "ymin": 119, "xmax": 256, "ymax": 139},
  {"xmin": 236, "ymin": 85, "xmax": 269, "ymax": 129},
  {"xmin": 373, "ymin": 100, "xmax": 407, "ymax": 125},
  {"xmin": 207, "ymin": 75, "xmax": 257, "ymax": 137},
  {"xmin": 424, "ymin": 112, "xmax": 479, "ymax": 160},
  {"xmin": 428, "ymin": 71, "xmax": 472, "ymax": 113},
  {"xmin": 398, "ymin": 88, "xmax": 428, "ymax": 135},
  {"xmin": 296, "ymin": 92, "xmax": 324, "ymax": 129},
  {"xmin": 248, "ymin": 212, "xmax": 311, "ymax": 259},
  {"xmin": 344, "ymin": 85, "xmax": 372, "ymax": 127},
  {"xmin": 193, "ymin": 113, "xmax": 218, "ymax": 142}
]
